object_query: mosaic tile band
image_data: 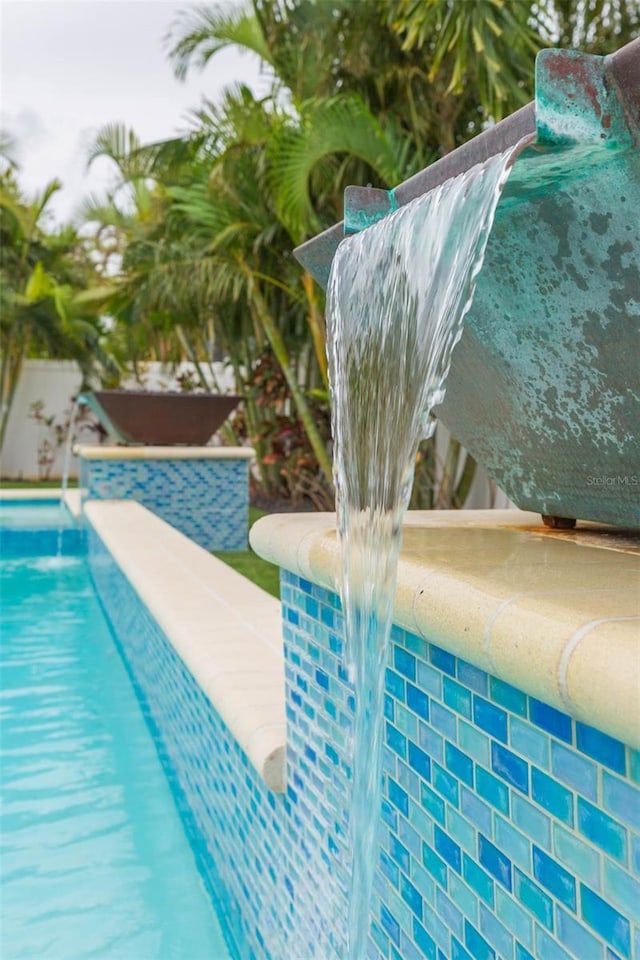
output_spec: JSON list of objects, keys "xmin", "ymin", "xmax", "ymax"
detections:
[
  {"xmin": 79, "ymin": 454, "xmax": 249, "ymax": 551},
  {"xmin": 88, "ymin": 523, "xmax": 640, "ymax": 960}
]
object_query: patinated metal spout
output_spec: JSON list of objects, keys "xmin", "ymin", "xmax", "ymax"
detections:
[{"xmin": 294, "ymin": 41, "xmax": 640, "ymax": 528}]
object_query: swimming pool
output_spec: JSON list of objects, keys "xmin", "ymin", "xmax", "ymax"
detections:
[{"xmin": 0, "ymin": 507, "xmax": 232, "ymax": 959}]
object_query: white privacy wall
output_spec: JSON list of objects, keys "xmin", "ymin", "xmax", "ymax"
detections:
[
  {"xmin": 0, "ymin": 359, "xmax": 511, "ymax": 509},
  {"xmin": 0, "ymin": 360, "xmax": 238, "ymax": 480},
  {"xmin": 0, "ymin": 360, "xmax": 84, "ymax": 480}
]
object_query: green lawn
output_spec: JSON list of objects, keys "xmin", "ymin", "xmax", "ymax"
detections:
[
  {"xmin": 0, "ymin": 479, "xmax": 77, "ymax": 488},
  {"xmin": 214, "ymin": 507, "xmax": 280, "ymax": 599}
]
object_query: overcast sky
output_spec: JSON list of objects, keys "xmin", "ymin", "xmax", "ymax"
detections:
[{"xmin": 1, "ymin": 0, "xmax": 267, "ymax": 222}]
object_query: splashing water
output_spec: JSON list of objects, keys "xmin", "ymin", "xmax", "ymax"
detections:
[{"xmin": 326, "ymin": 146, "xmax": 519, "ymax": 960}]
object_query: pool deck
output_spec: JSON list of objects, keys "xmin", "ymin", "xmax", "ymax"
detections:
[{"xmin": 252, "ymin": 510, "xmax": 640, "ymax": 750}]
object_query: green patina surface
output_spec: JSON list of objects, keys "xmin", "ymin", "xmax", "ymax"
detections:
[{"xmin": 334, "ymin": 48, "xmax": 640, "ymax": 526}]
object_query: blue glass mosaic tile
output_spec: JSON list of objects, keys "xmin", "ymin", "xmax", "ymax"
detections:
[
  {"xmin": 479, "ymin": 902, "xmax": 513, "ymax": 958},
  {"xmin": 447, "ymin": 808, "xmax": 476, "ymax": 857},
  {"xmin": 551, "ymin": 741, "xmax": 598, "ymax": 801},
  {"xmin": 446, "ymin": 742, "xmax": 474, "ymax": 788},
  {"xmin": 444, "ymin": 677, "xmax": 473, "ymax": 719},
  {"xmin": 494, "ymin": 816, "xmax": 530, "ymax": 873},
  {"xmin": 82, "ymin": 455, "xmax": 249, "ymax": 552},
  {"xmin": 556, "ymin": 907, "xmax": 603, "ymax": 960},
  {"xmin": 431, "ymin": 701, "xmax": 458, "ymax": 740},
  {"xmin": 476, "ymin": 767, "xmax": 509, "ymax": 815},
  {"xmin": 531, "ymin": 768, "xmax": 574, "ymax": 826},
  {"xmin": 514, "ymin": 869, "xmax": 554, "ymax": 930},
  {"xmin": 400, "ymin": 873, "xmax": 423, "ymax": 921},
  {"xmin": 463, "ymin": 854, "xmax": 495, "ymax": 907},
  {"xmin": 473, "ymin": 697, "xmax": 508, "ymax": 743},
  {"xmin": 88, "ymin": 546, "xmax": 640, "ymax": 960},
  {"xmin": 406, "ymin": 681, "xmax": 429, "ymax": 719},
  {"xmin": 394, "ymin": 646, "xmax": 416, "ymax": 682},
  {"xmin": 458, "ymin": 661, "xmax": 488, "ymax": 697},
  {"xmin": 578, "ymin": 797, "xmax": 627, "ymax": 862},
  {"xmin": 421, "ymin": 783, "xmax": 446, "ymax": 824},
  {"xmin": 581, "ymin": 884, "xmax": 631, "ymax": 958},
  {"xmin": 437, "ymin": 887, "xmax": 464, "ymax": 939},
  {"xmin": 452, "ymin": 936, "xmax": 474, "ymax": 960},
  {"xmin": 532, "ymin": 845, "xmax": 576, "ymax": 910},
  {"xmin": 529, "ymin": 698, "xmax": 573, "ymax": 744},
  {"xmin": 553, "ymin": 824, "xmax": 601, "ymax": 884},
  {"xmin": 510, "ymin": 717, "xmax": 550, "ymax": 769},
  {"xmin": 576, "ymin": 722, "xmax": 626, "ymax": 775},
  {"xmin": 461, "ymin": 786, "xmax": 493, "ymax": 836},
  {"xmin": 380, "ymin": 903, "xmax": 400, "ymax": 946},
  {"xmin": 423, "ymin": 842, "xmax": 449, "ymax": 888},
  {"xmin": 386, "ymin": 667, "xmax": 405, "ymax": 701},
  {"xmin": 515, "ymin": 942, "xmax": 535, "ymax": 960},
  {"xmin": 478, "ymin": 834, "xmax": 512, "ymax": 891},
  {"xmin": 459, "ymin": 720, "xmax": 491, "ymax": 767},
  {"xmin": 491, "ymin": 742, "xmax": 529, "ymax": 793},
  {"xmin": 603, "ymin": 772, "xmax": 640, "ymax": 831},
  {"xmin": 435, "ymin": 825, "xmax": 462, "ymax": 873},
  {"xmin": 413, "ymin": 917, "xmax": 438, "ymax": 959},
  {"xmin": 490, "ymin": 677, "xmax": 527, "ymax": 717},
  {"xmin": 388, "ymin": 778, "xmax": 409, "ymax": 817},
  {"xmin": 495, "ymin": 887, "xmax": 533, "ymax": 950},
  {"xmin": 408, "ymin": 741, "xmax": 431, "ymax": 782},
  {"xmin": 429, "ymin": 645, "xmax": 456, "ymax": 677},
  {"xmin": 535, "ymin": 925, "xmax": 575, "ymax": 960},
  {"xmin": 433, "ymin": 762, "xmax": 460, "ymax": 807},
  {"xmin": 603, "ymin": 860, "xmax": 640, "ymax": 925},
  {"xmin": 464, "ymin": 918, "xmax": 496, "ymax": 960}
]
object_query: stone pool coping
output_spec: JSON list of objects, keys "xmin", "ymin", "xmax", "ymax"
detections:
[
  {"xmin": 74, "ymin": 444, "xmax": 255, "ymax": 461},
  {"xmin": 0, "ymin": 488, "xmax": 63, "ymax": 499},
  {"xmin": 251, "ymin": 509, "xmax": 640, "ymax": 749},
  {"xmin": 85, "ymin": 500, "xmax": 286, "ymax": 791}
]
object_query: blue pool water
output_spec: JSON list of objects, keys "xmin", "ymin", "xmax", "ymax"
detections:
[
  {"xmin": 0, "ymin": 499, "xmax": 72, "ymax": 528},
  {"xmin": 0, "ymin": 526, "xmax": 231, "ymax": 958}
]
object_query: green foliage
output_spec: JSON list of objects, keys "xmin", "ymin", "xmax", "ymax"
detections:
[
  {"xmin": 213, "ymin": 508, "xmax": 280, "ymax": 598},
  {"xmin": 19, "ymin": 0, "xmax": 636, "ymax": 506},
  {"xmin": 0, "ymin": 169, "xmax": 119, "ymax": 448}
]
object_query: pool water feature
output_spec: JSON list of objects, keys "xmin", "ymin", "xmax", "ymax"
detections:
[
  {"xmin": 326, "ymin": 146, "xmax": 519, "ymax": 959},
  {"xmin": 0, "ymin": 524, "xmax": 231, "ymax": 959}
]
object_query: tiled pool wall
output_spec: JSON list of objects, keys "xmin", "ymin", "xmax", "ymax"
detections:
[
  {"xmin": 280, "ymin": 570, "xmax": 640, "ymax": 960},
  {"xmin": 88, "ymin": 520, "xmax": 640, "ymax": 960},
  {"xmin": 88, "ymin": 526, "xmax": 347, "ymax": 960},
  {"xmin": 80, "ymin": 456, "xmax": 249, "ymax": 551}
]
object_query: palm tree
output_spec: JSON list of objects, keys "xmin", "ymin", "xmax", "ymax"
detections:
[{"xmin": 0, "ymin": 170, "xmax": 113, "ymax": 449}]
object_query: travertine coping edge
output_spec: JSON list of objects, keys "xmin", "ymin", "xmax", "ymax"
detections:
[
  {"xmin": 0, "ymin": 488, "xmax": 63, "ymax": 499},
  {"xmin": 85, "ymin": 500, "xmax": 286, "ymax": 791},
  {"xmin": 74, "ymin": 444, "xmax": 255, "ymax": 461},
  {"xmin": 251, "ymin": 509, "xmax": 640, "ymax": 750}
]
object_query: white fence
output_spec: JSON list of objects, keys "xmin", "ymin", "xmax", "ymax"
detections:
[
  {"xmin": 0, "ymin": 359, "xmax": 512, "ymax": 509},
  {"xmin": 0, "ymin": 359, "xmax": 237, "ymax": 480}
]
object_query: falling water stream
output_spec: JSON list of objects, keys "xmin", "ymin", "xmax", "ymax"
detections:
[
  {"xmin": 57, "ymin": 398, "xmax": 79, "ymax": 557},
  {"xmin": 325, "ymin": 146, "xmax": 519, "ymax": 960}
]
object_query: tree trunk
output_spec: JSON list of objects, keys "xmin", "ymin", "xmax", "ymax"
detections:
[{"xmin": 246, "ymin": 272, "xmax": 333, "ymax": 485}]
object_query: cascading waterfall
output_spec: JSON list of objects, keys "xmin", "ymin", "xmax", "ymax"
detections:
[{"xmin": 325, "ymin": 146, "xmax": 519, "ymax": 960}]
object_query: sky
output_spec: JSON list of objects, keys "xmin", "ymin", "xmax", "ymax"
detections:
[{"xmin": 0, "ymin": 0, "xmax": 267, "ymax": 222}]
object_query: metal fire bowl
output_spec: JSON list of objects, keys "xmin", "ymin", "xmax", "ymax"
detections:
[
  {"xmin": 294, "ymin": 41, "xmax": 640, "ymax": 527},
  {"xmin": 79, "ymin": 391, "xmax": 242, "ymax": 446}
]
